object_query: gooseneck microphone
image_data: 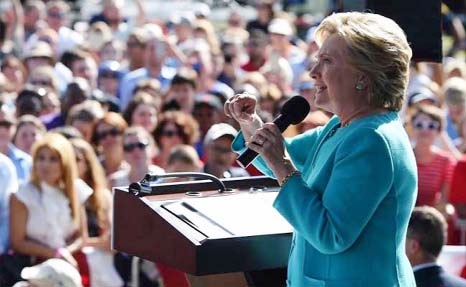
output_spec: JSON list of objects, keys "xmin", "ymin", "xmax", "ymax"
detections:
[{"xmin": 236, "ymin": 96, "xmax": 310, "ymax": 168}]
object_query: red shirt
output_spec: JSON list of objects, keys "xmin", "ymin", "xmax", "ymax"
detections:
[
  {"xmin": 416, "ymin": 151, "xmax": 455, "ymax": 206},
  {"xmin": 241, "ymin": 59, "xmax": 266, "ymax": 72},
  {"xmin": 450, "ymin": 155, "xmax": 466, "ymax": 204}
]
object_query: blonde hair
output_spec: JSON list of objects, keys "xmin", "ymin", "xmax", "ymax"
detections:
[
  {"xmin": 31, "ymin": 133, "xmax": 80, "ymax": 224},
  {"xmin": 315, "ymin": 12, "xmax": 412, "ymax": 111}
]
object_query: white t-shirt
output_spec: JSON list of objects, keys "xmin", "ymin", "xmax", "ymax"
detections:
[{"xmin": 14, "ymin": 179, "xmax": 92, "ymax": 249}]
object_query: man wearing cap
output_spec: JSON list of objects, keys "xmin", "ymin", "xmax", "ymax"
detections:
[
  {"xmin": 193, "ymin": 93, "xmax": 223, "ymax": 138},
  {"xmin": 202, "ymin": 123, "xmax": 249, "ymax": 179},
  {"xmin": 268, "ymin": 18, "xmax": 307, "ymax": 90},
  {"xmin": 98, "ymin": 60, "xmax": 124, "ymax": 100},
  {"xmin": 22, "ymin": 42, "xmax": 55, "ymax": 73}
]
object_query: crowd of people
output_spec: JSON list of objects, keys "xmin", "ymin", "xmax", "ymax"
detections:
[{"xmin": 0, "ymin": 0, "xmax": 464, "ymax": 286}]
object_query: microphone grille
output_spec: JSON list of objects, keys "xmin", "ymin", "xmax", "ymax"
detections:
[{"xmin": 281, "ymin": 96, "xmax": 310, "ymax": 124}]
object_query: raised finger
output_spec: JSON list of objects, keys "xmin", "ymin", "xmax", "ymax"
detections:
[{"xmin": 224, "ymin": 100, "xmax": 231, "ymax": 118}]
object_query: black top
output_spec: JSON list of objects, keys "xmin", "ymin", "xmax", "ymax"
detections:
[{"xmin": 415, "ymin": 265, "xmax": 466, "ymax": 287}]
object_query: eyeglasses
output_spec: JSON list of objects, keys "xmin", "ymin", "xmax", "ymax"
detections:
[
  {"xmin": 161, "ymin": 130, "xmax": 181, "ymax": 137},
  {"xmin": 123, "ymin": 141, "xmax": 148, "ymax": 152},
  {"xmin": 413, "ymin": 120, "xmax": 440, "ymax": 131},
  {"xmin": 95, "ymin": 128, "xmax": 121, "ymax": 141}
]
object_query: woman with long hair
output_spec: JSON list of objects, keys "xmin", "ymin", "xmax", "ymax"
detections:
[
  {"xmin": 71, "ymin": 138, "xmax": 123, "ymax": 287},
  {"xmin": 71, "ymin": 138, "xmax": 111, "ymax": 247},
  {"xmin": 9, "ymin": 133, "xmax": 92, "ymax": 285}
]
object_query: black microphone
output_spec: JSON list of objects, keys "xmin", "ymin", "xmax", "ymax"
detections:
[{"xmin": 236, "ymin": 96, "xmax": 310, "ymax": 168}]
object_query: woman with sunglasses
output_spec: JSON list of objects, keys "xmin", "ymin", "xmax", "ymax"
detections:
[
  {"xmin": 152, "ymin": 111, "xmax": 199, "ymax": 169},
  {"xmin": 109, "ymin": 126, "xmax": 164, "ymax": 287},
  {"xmin": 410, "ymin": 104, "xmax": 456, "ymax": 208},
  {"xmin": 93, "ymin": 112, "xmax": 128, "ymax": 177},
  {"xmin": 110, "ymin": 126, "xmax": 163, "ymax": 187}
]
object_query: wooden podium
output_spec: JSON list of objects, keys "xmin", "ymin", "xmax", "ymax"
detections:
[{"xmin": 112, "ymin": 176, "xmax": 292, "ymax": 277}]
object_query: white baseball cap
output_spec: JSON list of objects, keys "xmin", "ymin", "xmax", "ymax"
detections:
[
  {"xmin": 268, "ymin": 18, "xmax": 293, "ymax": 36},
  {"xmin": 204, "ymin": 123, "xmax": 238, "ymax": 146}
]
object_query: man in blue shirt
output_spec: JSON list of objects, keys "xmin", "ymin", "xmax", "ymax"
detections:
[
  {"xmin": 0, "ymin": 153, "xmax": 18, "ymax": 254},
  {"xmin": 118, "ymin": 24, "xmax": 176, "ymax": 110}
]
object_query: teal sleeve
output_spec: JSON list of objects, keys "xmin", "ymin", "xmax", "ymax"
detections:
[
  {"xmin": 231, "ymin": 132, "xmax": 275, "ymax": 177},
  {"xmin": 231, "ymin": 127, "xmax": 324, "ymax": 177},
  {"xmin": 273, "ymin": 128, "xmax": 394, "ymax": 254},
  {"xmin": 283, "ymin": 128, "xmax": 322, "ymax": 171}
]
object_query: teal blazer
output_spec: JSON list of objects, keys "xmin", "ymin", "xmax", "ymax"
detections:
[{"xmin": 233, "ymin": 112, "xmax": 417, "ymax": 287}]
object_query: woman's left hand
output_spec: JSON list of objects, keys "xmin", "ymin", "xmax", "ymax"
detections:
[{"xmin": 247, "ymin": 123, "xmax": 287, "ymax": 173}]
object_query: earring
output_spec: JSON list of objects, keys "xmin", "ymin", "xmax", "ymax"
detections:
[{"xmin": 355, "ymin": 82, "xmax": 364, "ymax": 90}]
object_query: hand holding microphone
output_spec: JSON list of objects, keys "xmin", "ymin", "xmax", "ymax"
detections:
[{"xmin": 225, "ymin": 95, "xmax": 310, "ymax": 168}]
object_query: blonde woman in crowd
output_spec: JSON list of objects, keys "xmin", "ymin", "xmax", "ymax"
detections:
[{"xmin": 9, "ymin": 133, "xmax": 92, "ymax": 284}]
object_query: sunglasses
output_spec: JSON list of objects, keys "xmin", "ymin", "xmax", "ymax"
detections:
[
  {"xmin": 99, "ymin": 71, "xmax": 119, "ymax": 79},
  {"xmin": 30, "ymin": 79, "xmax": 52, "ymax": 87},
  {"xmin": 123, "ymin": 141, "xmax": 148, "ymax": 152},
  {"xmin": 413, "ymin": 120, "xmax": 440, "ymax": 131},
  {"xmin": 95, "ymin": 128, "xmax": 121, "ymax": 141},
  {"xmin": 161, "ymin": 130, "xmax": 181, "ymax": 137},
  {"xmin": 47, "ymin": 11, "xmax": 65, "ymax": 19}
]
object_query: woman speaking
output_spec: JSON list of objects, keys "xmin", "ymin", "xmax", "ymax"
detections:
[{"xmin": 225, "ymin": 12, "xmax": 417, "ymax": 287}]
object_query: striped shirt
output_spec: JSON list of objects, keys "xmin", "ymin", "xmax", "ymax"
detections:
[{"xmin": 416, "ymin": 151, "xmax": 456, "ymax": 206}]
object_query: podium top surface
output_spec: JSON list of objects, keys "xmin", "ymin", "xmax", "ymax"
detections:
[{"xmin": 151, "ymin": 191, "xmax": 293, "ymax": 239}]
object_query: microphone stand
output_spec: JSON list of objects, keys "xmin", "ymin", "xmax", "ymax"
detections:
[{"xmin": 129, "ymin": 172, "xmax": 227, "ymax": 196}]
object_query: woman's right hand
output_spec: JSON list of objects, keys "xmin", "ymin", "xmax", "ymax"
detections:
[{"xmin": 224, "ymin": 93, "xmax": 258, "ymax": 125}]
